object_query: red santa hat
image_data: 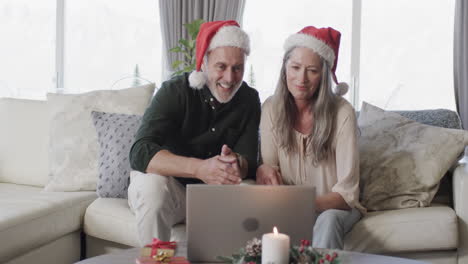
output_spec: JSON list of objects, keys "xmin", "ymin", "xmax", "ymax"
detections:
[
  {"xmin": 283, "ymin": 26, "xmax": 348, "ymax": 96},
  {"xmin": 188, "ymin": 20, "xmax": 250, "ymax": 89}
]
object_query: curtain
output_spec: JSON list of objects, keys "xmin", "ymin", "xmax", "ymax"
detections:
[
  {"xmin": 159, "ymin": 0, "xmax": 246, "ymax": 80},
  {"xmin": 454, "ymin": 0, "xmax": 468, "ymax": 129}
]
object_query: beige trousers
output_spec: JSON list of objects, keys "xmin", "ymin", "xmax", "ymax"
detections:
[{"xmin": 127, "ymin": 171, "xmax": 186, "ymax": 246}]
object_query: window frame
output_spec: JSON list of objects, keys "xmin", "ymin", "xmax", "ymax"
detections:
[
  {"xmin": 350, "ymin": 0, "xmax": 361, "ymax": 108},
  {"xmin": 55, "ymin": 0, "xmax": 65, "ymax": 92}
]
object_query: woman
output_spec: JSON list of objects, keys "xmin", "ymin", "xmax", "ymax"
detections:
[{"xmin": 257, "ymin": 26, "xmax": 366, "ymax": 249}]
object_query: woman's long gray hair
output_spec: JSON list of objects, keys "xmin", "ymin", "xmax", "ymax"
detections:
[{"xmin": 272, "ymin": 47, "xmax": 339, "ymax": 164}]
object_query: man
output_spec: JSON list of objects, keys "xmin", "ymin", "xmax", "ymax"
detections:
[{"xmin": 128, "ymin": 20, "xmax": 261, "ymax": 245}]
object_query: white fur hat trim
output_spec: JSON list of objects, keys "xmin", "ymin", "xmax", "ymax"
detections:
[
  {"xmin": 208, "ymin": 26, "xmax": 250, "ymax": 55},
  {"xmin": 284, "ymin": 33, "xmax": 335, "ymax": 68}
]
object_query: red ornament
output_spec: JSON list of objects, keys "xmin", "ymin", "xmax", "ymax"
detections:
[{"xmin": 300, "ymin": 239, "xmax": 311, "ymax": 247}]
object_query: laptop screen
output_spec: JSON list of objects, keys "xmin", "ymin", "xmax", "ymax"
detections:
[{"xmin": 186, "ymin": 185, "xmax": 316, "ymax": 262}]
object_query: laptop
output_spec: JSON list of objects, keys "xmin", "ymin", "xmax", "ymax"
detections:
[{"xmin": 186, "ymin": 185, "xmax": 316, "ymax": 262}]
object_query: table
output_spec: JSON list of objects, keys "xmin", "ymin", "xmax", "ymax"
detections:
[{"xmin": 75, "ymin": 244, "xmax": 429, "ymax": 264}]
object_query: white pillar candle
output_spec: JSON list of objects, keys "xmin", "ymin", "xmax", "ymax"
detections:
[{"xmin": 261, "ymin": 227, "xmax": 290, "ymax": 264}]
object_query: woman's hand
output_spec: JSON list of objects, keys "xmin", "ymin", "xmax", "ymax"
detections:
[{"xmin": 256, "ymin": 164, "xmax": 283, "ymax": 185}]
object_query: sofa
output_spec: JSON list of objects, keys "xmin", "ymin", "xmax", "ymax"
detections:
[{"xmin": 1, "ymin": 93, "xmax": 467, "ymax": 264}]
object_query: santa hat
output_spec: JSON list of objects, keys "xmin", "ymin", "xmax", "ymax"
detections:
[
  {"xmin": 189, "ymin": 20, "xmax": 250, "ymax": 89},
  {"xmin": 284, "ymin": 26, "xmax": 348, "ymax": 96}
]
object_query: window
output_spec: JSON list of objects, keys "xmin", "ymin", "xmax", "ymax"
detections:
[
  {"xmin": 1, "ymin": 1, "xmax": 456, "ymax": 106},
  {"xmin": 243, "ymin": 0, "xmax": 352, "ymax": 103},
  {"xmin": 0, "ymin": 1, "xmax": 56, "ymax": 99},
  {"xmin": 64, "ymin": 0, "xmax": 162, "ymax": 93},
  {"xmin": 243, "ymin": 0, "xmax": 456, "ymax": 110},
  {"xmin": 359, "ymin": 0, "xmax": 455, "ymax": 110},
  {"xmin": 0, "ymin": 0, "xmax": 161, "ymax": 99}
]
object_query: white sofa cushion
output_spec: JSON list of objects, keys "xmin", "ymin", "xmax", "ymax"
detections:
[
  {"xmin": 0, "ymin": 98, "xmax": 49, "ymax": 187},
  {"xmin": 84, "ymin": 198, "xmax": 139, "ymax": 247},
  {"xmin": 84, "ymin": 198, "xmax": 185, "ymax": 247},
  {"xmin": 0, "ymin": 183, "xmax": 97, "ymax": 263},
  {"xmin": 45, "ymin": 83, "xmax": 155, "ymax": 192},
  {"xmin": 5, "ymin": 231, "xmax": 82, "ymax": 264},
  {"xmin": 85, "ymin": 200, "xmax": 457, "ymax": 254},
  {"xmin": 344, "ymin": 205, "xmax": 458, "ymax": 253}
]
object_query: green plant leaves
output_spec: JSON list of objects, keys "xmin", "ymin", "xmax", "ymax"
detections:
[
  {"xmin": 185, "ymin": 19, "xmax": 204, "ymax": 39},
  {"xmin": 171, "ymin": 60, "xmax": 184, "ymax": 69},
  {"xmin": 189, "ymin": 39, "xmax": 196, "ymax": 49},
  {"xmin": 170, "ymin": 19, "xmax": 205, "ymax": 77},
  {"xmin": 178, "ymin": 39, "xmax": 190, "ymax": 48},
  {"xmin": 169, "ymin": 46, "xmax": 182, "ymax": 53}
]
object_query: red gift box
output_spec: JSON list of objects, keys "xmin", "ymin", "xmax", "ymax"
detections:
[
  {"xmin": 143, "ymin": 238, "xmax": 177, "ymax": 258},
  {"xmin": 136, "ymin": 238, "xmax": 190, "ymax": 264}
]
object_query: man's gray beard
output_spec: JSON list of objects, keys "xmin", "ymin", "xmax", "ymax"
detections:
[{"xmin": 209, "ymin": 81, "xmax": 243, "ymax": 103}]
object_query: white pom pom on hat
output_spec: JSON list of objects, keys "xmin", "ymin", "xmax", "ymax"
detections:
[
  {"xmin": 188, "ymin": 71, "xmax": 206, "ymax": 90},
  {"xmin": 333, "ymin": 82, "xmax": 349, "ymax": 96},
  {"xmin": 284, "ymin": 26, "xmax": 349, "ymax": 96},
  {"xmin": 188, "ymin": 20, "xmax": 250, "ymax": 89}
]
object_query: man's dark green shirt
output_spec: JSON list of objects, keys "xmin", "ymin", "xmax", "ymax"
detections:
[{"xmin": 129, "ymin": 73, "xmax": 261, "ymax": 186}]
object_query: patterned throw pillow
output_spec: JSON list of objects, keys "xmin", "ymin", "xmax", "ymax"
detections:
[
  {"xmin": 91, "ymin": 111, "xmax": 142, "ymax": 198},
  {"xmin": 358, "ymin": 102, "xmax": 468, "ymax": 211}
]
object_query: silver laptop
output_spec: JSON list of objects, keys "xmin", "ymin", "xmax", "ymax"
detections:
[{"xmin": 186, "ymin": 185, "xmax": 316, "ymax": 262}]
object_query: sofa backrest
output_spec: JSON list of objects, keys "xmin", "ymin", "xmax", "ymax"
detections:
[
  {"xmin": 393, "ymin": 109, "xmax": 462, "ymax": 130},
  {"xmin": 357, "ymin": 109, "xmax": 462, "ymax": 130},
  {"xmin": 0, "ymin": 98, "xmax": 50, "ymax": 187}
]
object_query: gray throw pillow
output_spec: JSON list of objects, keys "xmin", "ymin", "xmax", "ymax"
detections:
[
  {"xmin": 91, "ymin": 111, "xmax": 142, "ymax": 198},
  {"xmin": 358, "ymin": 102, "xmax": 468, "ymax": 211}
]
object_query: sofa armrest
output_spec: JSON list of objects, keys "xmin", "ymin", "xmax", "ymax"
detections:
[{"xmin": 453, "ymin": 163, "xmax": 468, "ymax": 264}]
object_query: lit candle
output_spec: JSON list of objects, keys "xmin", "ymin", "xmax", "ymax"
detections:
[{"xmin": 261, "ymin": 227, "xmax": 290, "ymax": 264}]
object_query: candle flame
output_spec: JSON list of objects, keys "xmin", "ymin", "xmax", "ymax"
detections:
[{"xmin": 273, "ymin": 226, "xmax": 278, "ymax": 234}]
